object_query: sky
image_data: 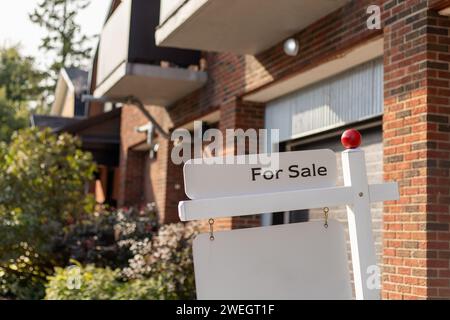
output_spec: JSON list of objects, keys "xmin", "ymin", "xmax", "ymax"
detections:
[{"xmin": 0, "ymin": 0, "xmax": 111, "ymax": 69}]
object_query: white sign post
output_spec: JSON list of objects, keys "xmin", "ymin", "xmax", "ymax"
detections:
[{"xmin": 179, "ymin": 130, "xmax": 399, "ymax": 300}]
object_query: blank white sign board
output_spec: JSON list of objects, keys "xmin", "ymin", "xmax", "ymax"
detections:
[{"xmin": 193, "ymin": 219, "xmax": 352, "ymax": 300}]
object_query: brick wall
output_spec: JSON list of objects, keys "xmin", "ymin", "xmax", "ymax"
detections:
[
  {"xmin": 118, "ymin": 104, "xmax": 175, "ymax": 223},
  {"xmin": 119, "ymin": 0, "xmax": 381, "ymax": 228},
  {"xmin": 121, "ymin": 149, "xmax": 145, "ymax": 205},
  {"xmin": 383, "ymin": 0, "xmax": 450, "ymax": 299},
  {"xmin": 219, "ymin": 99, "xmax": 266, "ymax": 229},
  {"xmin": 163, "ymin": 136, "xmax": 187, "ymax": 223}
]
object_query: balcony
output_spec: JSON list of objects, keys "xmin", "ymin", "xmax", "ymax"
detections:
[
  {"xmin": 94, "ymin": 0, "xmax": 207, "ymax": 106},
  {"xmin": 155, "ymin": 0, "xmax": 349, "ymax": 55}
]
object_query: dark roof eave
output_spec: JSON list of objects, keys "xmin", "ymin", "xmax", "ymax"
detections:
[
  {"xmin": 31, "ymin": 114, "xmax": 83, "ymax": 132},
  {"xmin": 56, "ymin": 108, "xmax": 122, "ymax": 134}
]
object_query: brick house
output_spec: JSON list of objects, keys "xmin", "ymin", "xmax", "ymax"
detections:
[{"xmin": 44, "ymin": 0, "xmax": 450, "ymax": 299}]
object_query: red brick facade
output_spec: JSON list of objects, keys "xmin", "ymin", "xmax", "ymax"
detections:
[
  {"xmin": 119, "ymin": 0, "xmax": 380, "ymax": 225},
  {"xmin": 108, "ymin": 0, "xmax": 450, "ymax": 299},
  {"xmin": 383, "ymin": 0, "xmax": 450, "ymax": 299}
]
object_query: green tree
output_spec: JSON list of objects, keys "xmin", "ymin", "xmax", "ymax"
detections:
[
  {"xmin": 29, "ymin": 0, "xmax": 93, "ymax": 85},
  {"xmin": 0, "ymin": 95, "xmax": 27, "ymax": 143},
  {"xmin": 0, "ymin": 128, "xmax": 96, "ymax": 299},
  {"xmin": 0, "ymin": 46, "xmax": 45, "ymax": 110}
]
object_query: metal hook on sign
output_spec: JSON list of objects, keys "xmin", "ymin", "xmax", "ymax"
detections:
[
  {"xmin": 323, "ymin": 207, "xmax": 329, "ymax": 229},
  {"xmin": 209, "ymin": 218, "xmax": 215, "ymax": 241}
]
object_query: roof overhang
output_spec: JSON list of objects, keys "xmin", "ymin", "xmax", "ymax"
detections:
[
  {"xmin": 176, "ymin": 110, "xmax": 221, "ymax": 131},
  {"xmin": 31, "ymin": 114, "xmax": 81, "ymax": 131},
  {"xmin": 244, "ymin": 38, "xmax": 384, "ymax": 103},
  {"xmin": 56, "ymin": 108, "xmax": 122, "ymax": 166},
  {"xmin": 93, "ymin": 61, "xmax": 207, "ymax": 106},
  {"xmin": 156, "ymin": 0, "xmax": 349, "ymax": 54}
]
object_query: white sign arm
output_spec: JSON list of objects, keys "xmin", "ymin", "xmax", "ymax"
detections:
[{"xmin": 179, "ymin": 183, "xmax": 397, "ymax": 222}]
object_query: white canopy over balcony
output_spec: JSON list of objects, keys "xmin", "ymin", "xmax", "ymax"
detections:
[
  {"xmin": 156, "ymin": 0, "xmax": 349, "ymax": 55},
  {"xmin": 94, "ymin": 61, "xmax": 207, "ymax": 106}
]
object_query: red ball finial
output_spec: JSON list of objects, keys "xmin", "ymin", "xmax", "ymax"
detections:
[{"xmin": 341, "ymin": 129, "xmax": 362, "ymax": 149}]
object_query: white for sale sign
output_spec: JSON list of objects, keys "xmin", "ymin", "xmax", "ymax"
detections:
[{"xmin": 180, "ymin": 141, "xmax": 399, "ymax": 300}]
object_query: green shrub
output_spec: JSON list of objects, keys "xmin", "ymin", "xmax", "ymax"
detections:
[
  {"xmin": 0, "ymin": 264, "xmax": 45, "ymax": 300},
  {"xmin": 45, "ymin": 263, "xmax": 181, "ymax": 300},
  {"xmin": 0, "ymin": 128, "xmax": 96, "ymax": 299},
  {"xmin": 45, "ymin": 222, "xmax": 199, "ymax": 300},
  {"xmin": 63, "ymin": 203, "xmax": 159, "ymax": 269},
  {"xmin": 0, "ymin": 97, "xmax": 26, "ymax": 143},
  {"xmin": 121, "ymin": 222, "xmax": 199, "ymax": 299},
  {"xmin": 45, "ymin": 263, "xmax": 121, "ymax": 300}
]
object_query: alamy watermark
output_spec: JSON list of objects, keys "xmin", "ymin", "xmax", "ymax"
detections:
[
  {"xmin": 171, "ymin": 121, "xmax": 280, "ymax": 167},
  {"xmin": 367, "ymin": 5, "xmax": 381, "ymax": 30},
  {"xmin": 367, "ymin": 265, "xmax": 382, "ymax": 290},
  {"xmin": 66, "ymin": 265, "xmax": 82, "ymax": 290}
]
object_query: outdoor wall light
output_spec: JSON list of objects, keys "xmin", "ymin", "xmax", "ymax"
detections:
[
  {"xmin": 283, "ymin": 38, "xmax": 299, "ymax": 56},
  {"xmin": 150, "ymin": 143, "xmax": 159, "ymax": 160}
]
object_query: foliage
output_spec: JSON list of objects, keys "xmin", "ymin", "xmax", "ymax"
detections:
[
  {"xmin": 45, "ymin": 264, "xmax": 120, "ymax": 300},
  {"xmin": 112, "ymin": 277, "xmax": 171, "ymax": 300},
  {"xmin": 0, "ymin": 128, "xmax": 96, "ymax": 299},
  {"xmin": 0, "ymin": 262, "xmax": 46, "ymax": 300},
  {"xmin": 0, "ymin": 46, "xmax": 45, "ymax": 110},
  {"xmin": 45, "ymin": 222, "xmax": 199, "ymax": 300},
  {"xmin": 0, "ymin": 47, "xmax": 37, "ymax": 143},
  {"xmin": 45, "ymin": 263, "xmax": 175, "ymax": 300},
  {"xmin": 0, "ymin": 202, "xmax": 160, "ymax": 300},
  {"xmin": 29, "ymin": 0, "xmax": 93, "ymax": 86},
  {"xmin": 121, "ymin": 222, "xmax": 199, "ymax": 299},
  {"xmin": 0, "ymin": 97, "xmax": 27, "ymax": 143},
  {"xmin": 63, "ymin": 204, "xmax": 159, "ymax": 269}
]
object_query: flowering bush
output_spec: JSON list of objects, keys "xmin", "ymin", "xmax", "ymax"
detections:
[
  {"xmin": 122, "ymin": 222, "xmax": 199, "ymax": 299},
  {"xmin": 62, "ymin": 203, "xmax": 159, "ymax": 269},
  {"xmin": 45, "ymin": 221, "xmax": 199, "ymax": 300}
]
